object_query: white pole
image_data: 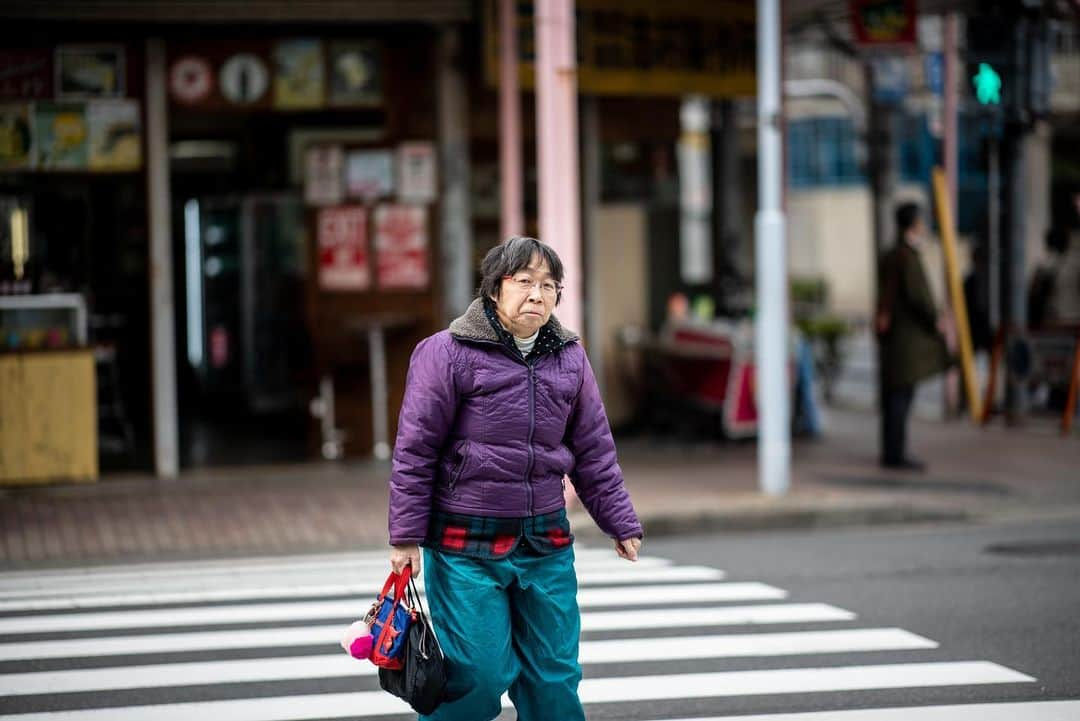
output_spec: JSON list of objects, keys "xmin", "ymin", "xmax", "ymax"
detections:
[
  {"xmin": 146, "ymin": 38, "xmax": 180, "ymax": 479},
  {"xmin": 755, "ymin": 0, "xmax": 790, "ymax": 496}
]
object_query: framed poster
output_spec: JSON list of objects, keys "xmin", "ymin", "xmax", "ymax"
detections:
[
  {"xmin": 304, "ymin": 145, "xmax": 344, "ymax": 206},
  {"xmin": 345, "ymin": 149, "xmax": 394, "ymax": 199},
  {"xmin": 34, "ymin": 102, "xmax": 88, "ymax": 169},
  {"xmin": 87, "ymin": 99, "xmax": 141, "ymax": 171},
  {"xmin": 0, "ymin": 50, "xmax": 52, "ymax": 100},
  {"xmin": 397, "ymin": 141, "xmax": 437, "ymax": 203},
  {"xmin": 329, "ymin": 41, "xmax": 381, "ymax": 106},
  {"xmin": 375, "ymin": 204, "xmax": 428, "ymax": 290},
  {"xmin": 0, "ymin": 104, "xmax": 34, "ymax": 169},
  {"xmin": 55, "ymin": 45, "xmax": 125, "ymax": 99},
  {"xmin": 219, "ymin": 52, "xmax": 270, "ymax": 106},
  {"xmin": 274, "ymin": 39, "xmax": 324, "ymax": 110},
  {"xmin": 318, "ymin": 206, "xmax": 370, "ymax": 291}
]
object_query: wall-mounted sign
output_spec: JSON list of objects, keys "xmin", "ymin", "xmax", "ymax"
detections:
[
  {"xmin": 304, "ymin": 145, "xmax": 344, "ymax": 206},
  {"xmin": 397, "ymin": 141, "xmax": 437, "ymax": 204},
  {"xmin": 375, "ymin": 204, "xmax": 428, "ymax": 290},
  {"xmin": 274, "ymin": 39, "xmax": 324, "ymax": 110},
  {"xmin": 0, "ymin": 50, "xmax": 52, "ymax": 100},
  {"xmin": 346, "ymin": 149, "xmax": 394, "ymax": 199},
  {"xmin": 170, "ymin": 55, "xmax": 214, "ymax": 105},
  {"xmin": 484, "ymin": 0, "xmax": 755, "ymax": 98},
  {"xmin": 87, "ymin": 99, "xmax": 141, "ymax": 171},
  {"xmin": 318, "ymin": 205, "xmax": 370, "ymax": 291},
  {"xmin": 329, "ymin": 41, "xmax": 381, "ymax": 106},
  {"xmin": 220, "ymin": 53, "xmax": 270, "ymax": 105},
  {"xmin": 0, "ymin": 104, "xmax": 34, "ymax": 169},
  {"xmin": 851, "ymin": 0, "xmax": 918, "ymax": 48},
  {"xmin": 34, "ymin": 102, "xmax": 88, "ymax": 169},
  {"xmin": 55, "ymin": 45, "xmax": 125, "ymax": 99}
]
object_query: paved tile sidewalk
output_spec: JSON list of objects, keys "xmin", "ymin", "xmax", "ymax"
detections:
[{"xmin": 2, "ymin": 409, "xmax": 1078, "ymax": 568}]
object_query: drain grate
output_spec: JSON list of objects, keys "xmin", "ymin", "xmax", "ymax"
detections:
[{"xmin": 984, "ymin": 541, "xmax": 1080, "ymax": 557}]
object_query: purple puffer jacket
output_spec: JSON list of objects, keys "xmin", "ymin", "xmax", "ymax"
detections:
[{"xmin": 388, "ymin": 298, "xmax": 642, "ymax": 545}]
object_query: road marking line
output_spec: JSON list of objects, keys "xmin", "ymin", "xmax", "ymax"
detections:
[
  {"xmin": 0, "ymin": 629, "xmax": 936, "ymax": 695},
  {"xmin": 0, "ymin": 566, "xmax": 724, "ymax": 611},
  {"xmin": 0, "ymin": 603, "xmax": 855, "ymax": 661},
  {"xmin": 0, "ymin": 583, "xmax": 784, "ymax": 635},
  {"xmin": 637, "ymin": 700, "xmax": 1080, "ymax": 721},
  {"xmin": 0, "ymin": 662, "xmax": 1035, "ymax": 720}
]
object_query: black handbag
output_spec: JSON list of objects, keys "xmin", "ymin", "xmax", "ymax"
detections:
[{"xmin": 377, "ymin": 574, "xmax": 449, "ymax": 715}]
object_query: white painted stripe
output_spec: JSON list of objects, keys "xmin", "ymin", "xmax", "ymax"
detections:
[
  {"xmin": 0, "ymin": 554, "xmax": 671, "ymax": 595},
  {"xmin": 578, "ymin": 628, "xmax": 937, "ymax": 664},
  {"xmin": 638, "ymin": 700, "xmax": 1080, "ymax": 721},
  {"xmin": 0, "ymin": 603, "xmax": 855, "ymax": 661},
  {"xmin": 580, "ymin": 603, "xmax": 855, "ymax": 631},
  {"xmin": 0, "ymin": 662, "xmax": 1035, "ymax": 720},
  {"xmin": 0, "ymin": 629, "xmax": 934, "ymax": 696},
  {"xmin": 0, "ymin": 566, "xmax": 724, "ymax": 612},
  {"xmin": 0, "ymin": 583, "xmax": 783, "ymax": 635}
]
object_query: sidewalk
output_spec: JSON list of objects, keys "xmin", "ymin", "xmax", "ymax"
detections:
[{"xmin": 2, "ymin": 408, "xmax": 1078, "ymax": 568}]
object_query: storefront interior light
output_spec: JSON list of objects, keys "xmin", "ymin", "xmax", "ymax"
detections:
[{"xmin": 184, "ymin": 199, "xmax": 204, "ymax": 369}]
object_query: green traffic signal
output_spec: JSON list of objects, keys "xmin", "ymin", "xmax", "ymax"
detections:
[{"xmin": 973, "ymin": 62, "xmax": 1002, "ymax": 106}]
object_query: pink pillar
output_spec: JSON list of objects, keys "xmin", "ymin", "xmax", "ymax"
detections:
[
  {"xmin": 535, "ymin": 0, "xmax": 583, "ymax": 336},
  {"xmin": 500, "ymin": 0, "xmax": 525, "ymax": 240}
]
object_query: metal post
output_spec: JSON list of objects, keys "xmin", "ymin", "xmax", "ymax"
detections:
[
  {"xmin": 942, "ymin": 12, "xmax": 960, "ymax": 417},
  {"xmin": 581, "ymin": 96, "xmax": 602, "ymax": 389},
  {"xmin": 437, "ymin": 26, "xmax": 473, "ymax": 322},
  {"xmin": 499, "ymin": 0, "xmax": 525, "ymax": 239},
  {"xmin": 535, "ymin": 0, "xmax": 583, "ymax": 336},
  {"xmin": 755, "ymin": 0, "xmax": 790, "ymax": 496},
  {"xmin": 146, "ymin": 38, "xmax": 179, "ymax": 479},
  {"xmin": 1005, "ymin": 132, "xmax": 1028, "ymax": 421},
  {"xmin": 368, "ymin": 326, "xmax": 390, "ymax": 461},
  {"xmin": 988, "ymin": 138, "xmax": 1000, "ymax": 332}
]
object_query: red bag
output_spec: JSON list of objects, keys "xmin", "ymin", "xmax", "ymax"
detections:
[{"xmin": 366, "ymin": 567, "xmax": 417, "ymax": 670}]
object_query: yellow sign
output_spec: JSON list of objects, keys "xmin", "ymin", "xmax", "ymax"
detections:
[{"xmin": 485, "ymin": 0, "xmax": 756, "ymax": 98}]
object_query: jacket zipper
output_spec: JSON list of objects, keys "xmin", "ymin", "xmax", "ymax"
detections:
[{"xmin": 524, "ymin": 363, "xmax": 536, "ymax": 516}]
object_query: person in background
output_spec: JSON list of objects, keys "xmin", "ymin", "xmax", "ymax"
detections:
[
  {"xmin": 387, "ymin": 236, "xmax": 643, "ymax": 721},
  {"xmin": 875, "ymin": 202, "xmax": 951, "ymax": 471}
]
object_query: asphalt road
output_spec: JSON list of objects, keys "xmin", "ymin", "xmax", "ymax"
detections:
[{"xmin": 0, "ymin": 516, "xmax": 1077, "ymax": 720}]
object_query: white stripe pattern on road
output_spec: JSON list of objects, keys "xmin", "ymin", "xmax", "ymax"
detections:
[
  {"xmin": 638, "ymin": 700, "xmax": 1080, "ymax": 721},
  {"xmin": 0, "ymin": 603, "xmax": 856, "ymax": 661},
  {"xmin": 0, "ymin": 628, "xmax": 937, "ymax": 696},
  {"xmin": 0, "ymin": 662, "xmax": 1034, "ymax": 721},
  {"xmin": 0, "ymin": 566, "xmax": 725, "ymax": 611},
  {"xmin": 0, "ymin": 582, "xmax": 786, "ymax": 635}
]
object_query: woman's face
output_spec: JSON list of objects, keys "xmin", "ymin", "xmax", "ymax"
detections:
[{"xmin": 491, "ymin": 255, "xmax": 558, "ymax": 338}]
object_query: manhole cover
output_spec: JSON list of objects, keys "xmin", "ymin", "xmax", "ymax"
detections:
[{"xmin": 984, "ymin": 541, "xmax": 1080, "ymax": 557}]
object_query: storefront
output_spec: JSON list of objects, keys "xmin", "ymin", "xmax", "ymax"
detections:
[{"xmin": 0, "ymin": 2, "xmax": 472, "ymax": 481}]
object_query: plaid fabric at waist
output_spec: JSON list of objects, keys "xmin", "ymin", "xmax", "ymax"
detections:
[{"xmin": 423, "ymin": 508, "xmax": 574, "ymax": 560}]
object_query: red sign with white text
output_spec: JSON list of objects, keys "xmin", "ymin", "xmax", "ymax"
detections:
[
  {"xmin": 375, "ymin": 204, "xmax": 428, "ymax": 290},
  {"xmin": 318, "ymin": 206, "xmax": 370, "ymax": 291}
]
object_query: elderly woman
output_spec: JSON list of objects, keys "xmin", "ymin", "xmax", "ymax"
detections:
[{"xmin": 388, "ymin": 236, "xmax": 643, "ymax": 721}]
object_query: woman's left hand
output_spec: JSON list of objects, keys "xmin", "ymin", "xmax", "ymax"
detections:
[{"xmin": 615, "ymin": 537, "xmax": 641, "ymax": 562}]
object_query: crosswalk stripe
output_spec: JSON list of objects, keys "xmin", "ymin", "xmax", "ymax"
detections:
[
  {"xmin": 0, "ymin": 628, "xmax": 936, "ymax": 696},
  {"xmin": 580, "ymin": 603, "xmax": 854, "ymax": 631},
  {"xmin": 0, "ymin": 566, "xmax": 725, "ymax": 612},
  {"xmin": 638, "ymin": 700, "xmax": 1080, "ymax": 721},
  {"xmin": 0, "ymin": 548, "xmax": 657, "ymax": 592},
  {"xmin": 0, "ymin": 662, "xmax": 1035, "ymax": 721},
  {"xmin": 0, "ymin": 583, "xmax": 786, "ymax": 635},
  {"xmin": 0, "ymin": 603, "xmax": 856, "ymax": 661}
]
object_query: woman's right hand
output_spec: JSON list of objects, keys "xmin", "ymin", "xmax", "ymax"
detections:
[{"xmin": 390, "ymin": 544, "xmax": 422, "ymax": 576}]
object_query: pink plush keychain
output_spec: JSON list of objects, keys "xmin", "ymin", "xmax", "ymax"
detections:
[{"xmin": 340, "ymin": 619, "xmax": 374, "ymax": 661}]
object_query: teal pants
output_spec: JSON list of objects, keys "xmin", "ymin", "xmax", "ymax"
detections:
[{"xmin": 420, "ymin": 545, "xmax": 585, "ymax": 721}]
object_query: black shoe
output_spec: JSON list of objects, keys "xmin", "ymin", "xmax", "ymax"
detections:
[{"xmin": 880, "ymin": 457, "xmax": 927, "ymax": 472}]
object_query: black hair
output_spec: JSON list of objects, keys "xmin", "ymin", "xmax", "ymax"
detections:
[
  {"xmin": 895, "ymin": 202, "xmax": 922, "ymax": 236},
  {"xmin": 478, "ymin": 236, "xmax": 565, "ymax": 305}
]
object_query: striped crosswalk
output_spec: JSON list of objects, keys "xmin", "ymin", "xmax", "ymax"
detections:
[{"xmin": 0, "ymin": 547, "xmax": 1046, "ymax": 720}]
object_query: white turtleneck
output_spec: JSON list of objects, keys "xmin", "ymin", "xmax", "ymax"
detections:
[{"xmin": 513, "ymin": 330, "xmax": 539, "ymax": 356}]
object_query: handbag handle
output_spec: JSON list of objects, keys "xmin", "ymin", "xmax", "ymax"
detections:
[{"xmin": 377, "ymin": 565, "xmax": 413, "ymax": 606}]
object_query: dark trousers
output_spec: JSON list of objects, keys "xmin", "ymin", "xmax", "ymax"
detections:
[{"xmin": 881, "ymin": 384, "xmax": 915, "ymax": 464}]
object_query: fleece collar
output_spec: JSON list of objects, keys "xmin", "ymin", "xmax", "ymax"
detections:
[{"xmin": 449, "ymin": 297, "xmax": 578, "ymax": 348}]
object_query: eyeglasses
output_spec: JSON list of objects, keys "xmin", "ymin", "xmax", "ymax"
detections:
[{"xmin": 504, "ymin": 274, "xmax": 563, "ymax": 296}]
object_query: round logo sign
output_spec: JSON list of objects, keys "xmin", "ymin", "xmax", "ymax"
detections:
[
  {"xmin": 219, "ymin": 53, "xmax": 269, "ymax": 105},
  {"xmin": 169, "ymin": 56, "xmax": 213, "ymax": 105}
]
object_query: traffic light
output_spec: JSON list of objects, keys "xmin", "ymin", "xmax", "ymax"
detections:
[{"xmin": 965, "ymin": 2, "xmax": 1052, "ymax": 125}]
